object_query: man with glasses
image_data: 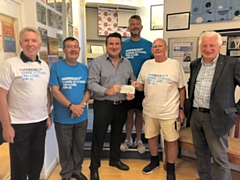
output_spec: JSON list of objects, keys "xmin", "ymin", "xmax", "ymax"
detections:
[
  {"xmin": 133, "ymin": 38, "xmax": 186, "ymax": 180},
  {"xmin": 49, "ymin": 37, "xmax": 90, "ymax": 180}
]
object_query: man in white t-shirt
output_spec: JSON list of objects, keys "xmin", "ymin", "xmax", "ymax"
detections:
[
  {"xmin": 0, "ymin": 27, "xmax": 51, "ymax": 180},
  {"xmin": 133, "ymin": 38, "xmax": 186, "ymax": 180}
]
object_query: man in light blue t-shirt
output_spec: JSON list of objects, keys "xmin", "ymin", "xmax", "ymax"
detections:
[
  {"xmin": 120, "ymin": 15, "xmax": 153, "ymax": 155},
  {"xmin": 49, "ymin": 37, "xmax": 90, "ymax": 180}
]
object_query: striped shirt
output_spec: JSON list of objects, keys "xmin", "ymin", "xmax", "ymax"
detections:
[
  {"xmin": 193, "ymin": 56, "xmax": 218, "ymax": 109},
  {"xmin": 88, "ymin": 53, "xmax": 135, "ymax": 101}
]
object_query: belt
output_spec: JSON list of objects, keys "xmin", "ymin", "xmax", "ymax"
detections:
[
  {"xmin": 193, "ymin": 107, "xmax": 210, "ymax": 113},
  {"xmin": 113, "ymin": 100, "xmax": 123, "ymax": 105}
]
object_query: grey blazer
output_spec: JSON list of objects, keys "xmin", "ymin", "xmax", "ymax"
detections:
[{"xmin": 185, "ymin": 54, "xmax": 240, "ymax": 136}]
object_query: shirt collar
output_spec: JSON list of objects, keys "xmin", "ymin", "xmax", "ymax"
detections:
[
  {"xmin": 106, "ymin": 53, "xmax": 124, "ymax": 62},
  {"xmin": 201, "ymin": 54, "xmax": 219, "ymax": 66},
  {"xmin": 20, "ymin": 51, "xmax": 41, "ymax": 64}
]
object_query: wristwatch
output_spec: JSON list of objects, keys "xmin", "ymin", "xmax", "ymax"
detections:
[{"xmin": 179, "ymin": 106, "xmax": 184, "ymax": 110}]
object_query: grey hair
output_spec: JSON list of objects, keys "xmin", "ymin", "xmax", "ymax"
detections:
[
  {"xmin": 198, "ymin": 31, "xmax": 222, "ymax": 46},
  {"xmin": 19, "ymin": 27, "xmax": 42, "ymax": 43}
]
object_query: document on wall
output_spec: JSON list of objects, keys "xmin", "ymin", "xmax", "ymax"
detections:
[{"xmin": 120, "ymin": 85, "xmax": 135, "ymax": 94}]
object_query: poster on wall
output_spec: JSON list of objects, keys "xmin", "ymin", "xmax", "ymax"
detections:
[
  {"xmin": 98, "ymin": 9, "xmax": 130, "ymax": 37},
  {"xmin": 2, "ymin": 22, "xmax": 16, "ymax": 53},
  {"xmin": 48, "ymin": 55, "xmax": 59, "ymax": 68}
]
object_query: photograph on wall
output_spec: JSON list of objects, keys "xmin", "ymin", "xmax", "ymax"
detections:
[
  {"xmin": 48, "ymin": 55, "xmax": 59, "ymax": 68},
  {"xmin": 2, "ymin": 22, "xmax": 16, "ymax": 53},
  {"xmin": 68, "ymin": 24, "xmax": 73, "ymax": 37},
  {"xmin": 168, "ymin": 37, "xmax": 198, "ymax": 73},
  {"xmin": 47, "ymin": 9, "xmax": 56, "ymax": 28},
  {"xmin": 56, "ymin": 33, "xmax": 63, "ymax": 48},
  {"xmin": 150, "ymin": 4, "xmax": 164, "ymax": 30},
  {"xmin": 55, "ymin": 14, "xmax": 63, "ymax": 30},
  {"xmin": 56, "ymin": 0, "xmax": 62, "ymax": 13},
  {"xmin": 46, "ymin": 0, "xmax": 55, "ymax": 8},
  {"xmin": 67, "ymin": 0, "xmax": 73, "ymax": 24},
  {"xmin": 39, "ymin": 51, "xmax": 48, "ymax": 63},
  {"xmin": 47, "ymin": 37, "xmax": 58, "ymax": 55},
  {"xmin": 38, "ymin": 27, "xmax": 48, "ymax": 47},
  {"xmin": 228, "ymin": 37, "xmax": 240, "ymax": 49},
  {"xmin": 36, "ymin": 2, "xmax": 47, "ymax": 25}
]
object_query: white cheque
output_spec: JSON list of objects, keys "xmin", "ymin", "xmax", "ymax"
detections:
[{"xmin": 120, "ymin": 85, "xmax": 135, "ymax": 94}]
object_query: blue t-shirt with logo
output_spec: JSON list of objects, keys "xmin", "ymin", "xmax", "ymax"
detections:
[
  {"xmin": 49, "ymin": 60, "xmax": 88, "ymax": 124},
  {"xmin": 121, "ymin": 38, "xmax": 153, "ymax": 78}
]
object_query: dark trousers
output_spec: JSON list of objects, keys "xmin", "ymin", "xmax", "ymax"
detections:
[
  {"xmin": 190, "ymin": 109, "xmax": 231, "ymax": 180},
  {"xmin": 55, "ymin": 120, "xmax": 87, "ymax": 179},
  {"xmin": 10, "ymin": 120, "xmax": 47, "ymax": 180},
  {"xmin": 90, "ymin": 100, "xmax": 128, "ymax": 170}
]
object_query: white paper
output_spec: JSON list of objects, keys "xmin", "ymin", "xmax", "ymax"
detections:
[{"xmin": 120, "ymin": 85, "xmax": 135, "ymax": 94}]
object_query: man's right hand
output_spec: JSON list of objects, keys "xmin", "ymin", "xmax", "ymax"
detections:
[
  {"xmin": 3, "ymin": 125, "xmax": 15, "ymax": 143},
  {"xmin": 105, "ymin": 84, "xmax": 121, "ymax": 95}
]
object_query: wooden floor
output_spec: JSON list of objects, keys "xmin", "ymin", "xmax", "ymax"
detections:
[{"xmin": 1, "ymin": 143, "xmax": 240, "ymax": 180}]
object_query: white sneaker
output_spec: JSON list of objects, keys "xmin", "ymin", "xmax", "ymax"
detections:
[
  {"xmin": 120, "ymin": 138, "xmax": 133, "ymax": 152},
  {"xmin": 134, "ymin": 139, "xmax": 146, "ymax": 154}
]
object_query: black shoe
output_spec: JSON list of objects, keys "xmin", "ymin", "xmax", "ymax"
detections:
[
  {"xmin": 166, "ymin": 162, "xmax": 175, "ymax": 180},
  {"xmin": 72, "ymin": 173, "xmax": 88, "ymax": 180},
  {"xmin": 90, "ymin": 170, "xmax": 99, "ymax": 180},
  {"xmin": 109, "ymin": 161, "xmax": 129, "ymax": 171},
  {"xmin": 142, "ymin": 162, "xmax": 160, "ymax": 174}
]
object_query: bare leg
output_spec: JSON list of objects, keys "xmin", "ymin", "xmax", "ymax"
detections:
[
  {"xmin": 134, "ymin": 108, "xmax": 143, "ymax": 141},
  {"xmin": 148, "ymin": 135, "xmax": 159, "ymax": 156},
  {"xmin": 125, "ymin": 109, "xmax": 134, "ymax": 140}
]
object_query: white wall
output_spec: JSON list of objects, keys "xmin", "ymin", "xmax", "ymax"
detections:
[{"xmin": 138, "ymin": 0, "xmax": 164, "ymax": 42}]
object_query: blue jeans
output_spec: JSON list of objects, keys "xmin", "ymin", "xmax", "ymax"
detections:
[{"xmin": 190, "ymin": 109, "xmax": 231, "ymax": 180}]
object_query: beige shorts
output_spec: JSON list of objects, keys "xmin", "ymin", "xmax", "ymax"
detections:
[{"xmin": 143, "ymin": 113, "xmax": 179, "ymax": 142}]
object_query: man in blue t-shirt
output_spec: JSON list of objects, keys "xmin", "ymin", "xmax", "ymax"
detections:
[
  {"xmin": 49, "ymin": 37, "xmax": 90, "ymax": 180},
  {"xmin": 120, "ymin": 15, "xmax": 154, "ymax": 154}
]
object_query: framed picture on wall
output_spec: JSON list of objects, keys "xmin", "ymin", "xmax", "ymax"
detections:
[
  {"xmin": 90, "ymin": 45, "xmax": 104, "ymax": 54},
  {"xmin": 38, "ymin": 27, "xmax": 48, "ymax": 47},
  {"xmin": 168, "ymin": 37, "xmax": 198, "ymax": 73},
  {"xmin": 150, "ymin": 4, "xmax": 164, "ymax": 30},
  {"xmin": 47, "ymin": 9, "xmax": 56, "ymax": 28},
  {"xmin": 166, "ymin": 12, "xmax": 190, "ymax": 31},
  {"xmin": 67, "ymin": 0, "xmax": 73, "ymax": 24},
  {"xmin": 36, "ymin": 2, "xmax": 46, "ymax": 25},
  {"xmin": 47, "ymin": 37, "xmax": 58, "ymax": 55},
  {"xmin": 215, "ymin": 28, "xmax": 240, "ymax": 58},
  {"xmin": 68, "ymin": 24, "xmax": 73, "ymax": 37}
]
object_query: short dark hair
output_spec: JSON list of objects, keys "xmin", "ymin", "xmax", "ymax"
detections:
[
  {"xmin": 105, "ymin": 32, "xmax": 122, "ymax": 45},
  {"xmin": 63, "ymin": 37, "xmax": 79, "ymax": 48},
  {"xmin": 128, "ymin": 15, "xmax": 142, "ymax": 23}
]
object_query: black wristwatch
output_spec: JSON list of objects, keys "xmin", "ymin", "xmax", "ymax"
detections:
[
  {"xmin": 179, "ymin": 106, "xmax": 184, "ymax": 110},
  {"xmin": 48, "ymin": 113, "xmax": 52, "ymax": 118}
]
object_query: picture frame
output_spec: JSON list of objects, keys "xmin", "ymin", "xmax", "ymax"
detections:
[
  {"xmin": 90, "ymin": 45, "xmax": 104, "ymax": 54},
  {"xmin": 67, "ymin": 0, "xmax": 73, "ymax": 24},
  {"xmin": 46, "ymin": 0, "xmax": 55, "ymax": 8},
  {"xmin": 38, "ymin": 27, "xmax": 48, "ymax": 47},
  {"xmin": 47, "ymin": 9, "xmax": 56, "ymax": 28},
  {"xmin": 215, "ymin": 28, "xmax": 240, "ymax": 58},
  {"xmin": 166, "ymin": 12, "xmax": 190, "ymax": 31},
  {"xmin": 47, "ymin": 37, "xmax": 58, "ymax": 55},
  {"xmin": 68, "ymin": 24, "xmax": 73, "ymax": 37},
  {"xmin": 36, "ymin": 2, "xmax": 46, "ymax": 25},
  {"xmin": 168, "ymin": 37, "xmax": 198, "ymax": 73},
  {"xmin": 150, "ymin": 4, "xmax": 164, "ymax": 30}
]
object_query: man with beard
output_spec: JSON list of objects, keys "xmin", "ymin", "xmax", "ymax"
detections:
[{"xmin": 120, "ymin": 15, "xmax": 153, "ymax": 154}]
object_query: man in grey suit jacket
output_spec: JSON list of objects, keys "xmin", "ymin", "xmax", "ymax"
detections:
[{"xmin": 185, "ymin": 31, "xmax": 240, "ymax": 180}]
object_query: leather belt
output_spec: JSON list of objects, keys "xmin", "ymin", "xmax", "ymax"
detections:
[
  {"xmin": 193, "ymin": 107, "xmax": 210, "ymax": 113},
  {"xmin": 113, "ymin": 101, "xmax": 122, "ymax": 105}
]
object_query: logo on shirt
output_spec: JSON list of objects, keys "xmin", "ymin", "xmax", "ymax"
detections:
[
  {"xmin": 147, "ymin": 74, "xmax": 172, "ymax": 85},
  {"xmin": 62, "ymin": 77, "xmax": 86, "ymax": 89},
  {"xmin": 20, "ymin": 68, "xmax": 46, "ymax": 81}
]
